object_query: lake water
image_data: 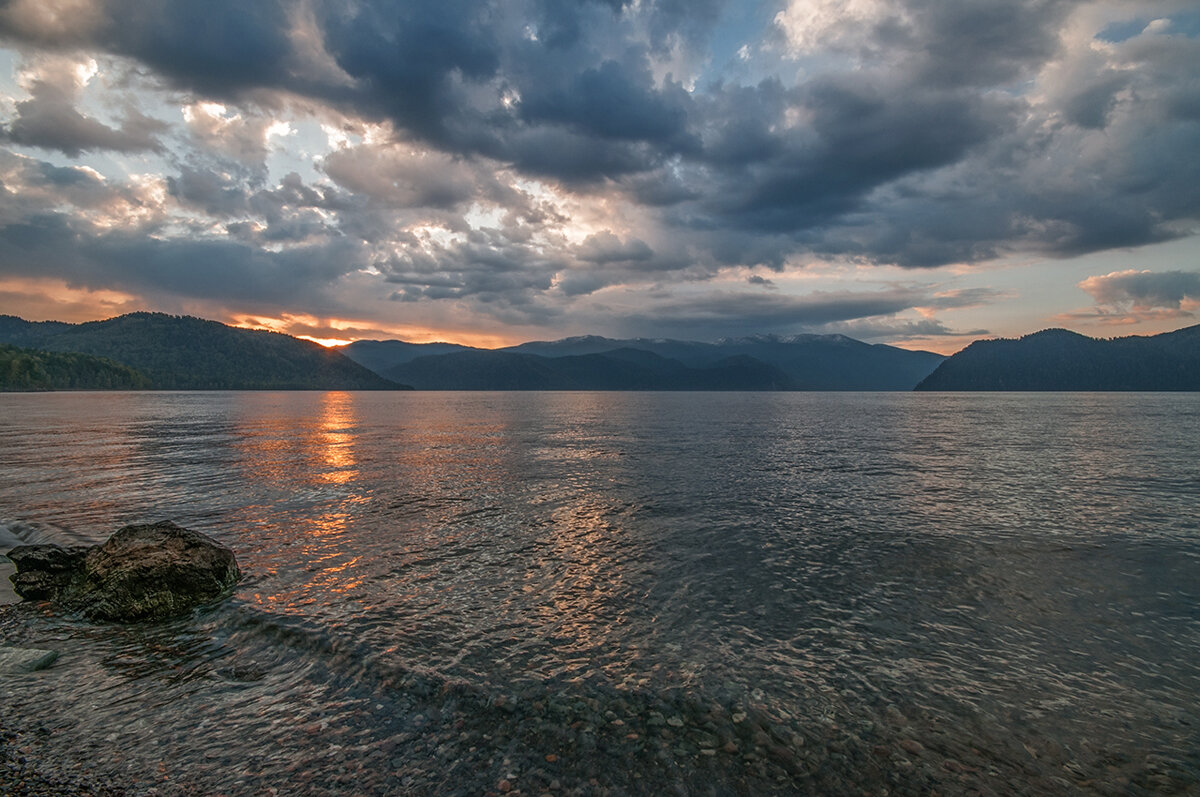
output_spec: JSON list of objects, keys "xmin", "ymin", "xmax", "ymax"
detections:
[{"xmin": 1, "ymin": 391, "xmax": 1198, "ymax": 795}]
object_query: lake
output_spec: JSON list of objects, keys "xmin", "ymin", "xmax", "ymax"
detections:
[{"xmin": 1, "ymin": 391, "xmax": 1198, "ymax": 795}]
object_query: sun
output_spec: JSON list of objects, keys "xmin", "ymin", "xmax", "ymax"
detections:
[{"xmin": 298, "ymin": 336, "xmax": 354, "ymax": 348}]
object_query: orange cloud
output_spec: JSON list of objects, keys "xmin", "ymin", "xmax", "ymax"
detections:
[
  {"xmin": 0, "ymin": 277, "xmax": 143, "ymax": 322},
  {"xmin": 226, "ymin": 312, "xmax": 521, "ymax": 349}
]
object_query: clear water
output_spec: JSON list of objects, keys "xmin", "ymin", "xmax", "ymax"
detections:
[{"xmin": 1, "ymin": 391, "xmax": 1198, "ymax": 795}]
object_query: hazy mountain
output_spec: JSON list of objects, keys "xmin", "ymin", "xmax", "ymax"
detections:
[
  {"xmin": 703, "ymin": 335, "xmax": 944, "ymax": 390},
  {"xmin": 498, "ymin": 333, "xmax": 944, "ymax": 390},
  {"xmin": 915, "ymin": 326, "xmax": 1200, "ymax": 390},
  {"xmin": 0, "ymin": 344, "xmax": 151, "ymax": 390},
  {"xmin": 384, "ymin": 348, "xmax": 797, "ymax": 390},
  {"xmin": 338, "ymin": 339, "xmax": 479, "ymax": 374},
  {"xmin": 0, "ymin": 313, "xmax": 407, "ymax": 390}
]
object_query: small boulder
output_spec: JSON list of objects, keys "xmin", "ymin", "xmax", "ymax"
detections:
[{"xmin": 8, "ymin": 521, "xmax": 241, "ymax": 622}]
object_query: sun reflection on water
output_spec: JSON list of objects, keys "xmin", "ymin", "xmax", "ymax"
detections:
[
  {"xmin": 229, "ymin": 392, "xmax": 377, "ymax": 620},
  {"xmin": 316, "ymin": 392, "xmax": 358, "ymax": 486}
]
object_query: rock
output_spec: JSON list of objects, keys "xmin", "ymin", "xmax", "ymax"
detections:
[
  {"xmin": 8, "ymin": 521, "xmax": 241, "ymax": 622},
  {"xmin": 0, "ymin": 646, "xmax": 59, "ymax": 673},
  {"xmin": 7, "ymin": 545, "xmax": 89, "ymax": 600}
]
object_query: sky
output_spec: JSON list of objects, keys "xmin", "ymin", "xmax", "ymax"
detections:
[{"xmin": 0, "ymin": 0, "xmax": 1197, "ymax": 353}]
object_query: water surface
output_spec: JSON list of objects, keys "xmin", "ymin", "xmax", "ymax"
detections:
[{"xmin": 1, "ymin": 391, "xmax": 1197, "ymax": 795}]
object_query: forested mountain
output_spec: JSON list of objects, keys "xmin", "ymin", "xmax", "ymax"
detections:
[
  {"xmin": 0, "ymin": 344, "xmax": 151, "ymax": 390},
  {"xmin": 354, "ymin": 333, "xmax": 944, "ymax": 390},
  {"xmin": 915, "ymin": 326, "xmax": 1200, "ymax": 390},
  {"xmin": 0, "ymin": 313, "xmax": 407, "ymax": 390}
]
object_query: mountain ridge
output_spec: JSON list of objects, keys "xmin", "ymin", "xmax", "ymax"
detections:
[
  {"xmin": 6, "ymin": 312, "xmax": 1193, "ymax": 392},
  {"xmin": 915, "ymin": 324, "xmax": 1200, "ymax": 390},
  {"xmin": 345, "ymin": 332, "xmax": 945, "ymax": 390},
  {"xmin": 0, "ymin": 313, "xmax": 407, "ymax": 390}
]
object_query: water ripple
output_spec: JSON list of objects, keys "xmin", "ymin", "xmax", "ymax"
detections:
[{"xmin": 1, "ymin": 391, "xmax": 1198, "ymax": 794}]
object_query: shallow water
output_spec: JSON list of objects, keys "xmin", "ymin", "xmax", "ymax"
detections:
[{"xmin": 1, "ymin": 391, "xmax": 1198, "ymax": 795}]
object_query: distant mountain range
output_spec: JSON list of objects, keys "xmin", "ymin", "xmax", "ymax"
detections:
[
  {"xmin": 915, "ymin": 325, "xmax": 1200, "ymax": 390},
  {"xmin": 339, "ymin": 334, "xmax": 946, "ymax": 390},
  {"xmin": 3, "ymin": 312, "xmax": 1193, "ymax": 392},
  {"xmin": 0, "ymin": 313, "xmax": 405, "ymax": 390}
]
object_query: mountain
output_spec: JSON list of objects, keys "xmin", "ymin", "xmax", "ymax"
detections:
[
  {"xmin": 490, "ymin": 333, "xmax": 943, "ymax": 390},
  {"xmin": 0, "ymin": 313, "xmax": 407, "ymax": 390},
  {"xmin": 338, "ymin": 339, "xmax": 479, "ymax": 373},
  {"xmin": 384, "ymin": 348, "xmax": 797, "ymax": 390},
  {"xmin": 499, "ymin": 333, "xmax": 942, "ymax": 389},
  {"xmin": 700, "ymin": 334, "xmax": 944, "ymax": 390},
  {"xmin": 0, "ymin": 344, "xmax": 151, "ymax": 390},
  {"xmin": 915, "ymin": 326, "xmax": 1200, "ymax": 390}
]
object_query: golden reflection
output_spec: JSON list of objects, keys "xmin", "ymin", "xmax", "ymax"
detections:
[
  {"xmin": 514, "ymin": 393, "xmax": 650, "ymax": 688},
  {"xmin": 229, "ymin": 392, "xmax": 372, "ymax": 619},
  {"xmin": 317, "ymin": 391, "xmax": 358, "ymax": 485}
]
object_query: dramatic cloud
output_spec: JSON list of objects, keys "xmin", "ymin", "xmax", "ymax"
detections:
[
  {"xmin": 0, "ymin": 0, "xmax": 1196, "ymax": 346},
  {"xmin": 1, "ymin": 54, "xmax": 165, "ymax": 155},
  {"xmin": 1079, "ymin": 269, "xmax": 1200, "ymax": 312}
]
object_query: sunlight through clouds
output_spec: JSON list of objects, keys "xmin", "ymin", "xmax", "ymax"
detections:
[{"xmin": 0, "ymin": 0, "xmax": 1194, "ymax": 347}]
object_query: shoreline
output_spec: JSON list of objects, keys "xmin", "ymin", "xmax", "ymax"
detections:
[{"xmin": 0, "ymin": 603, "xmax": 129, "ymax": 796}]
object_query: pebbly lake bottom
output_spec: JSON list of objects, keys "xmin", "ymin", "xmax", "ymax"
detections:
[
  {"xmin": 1, "ymin": 391, "xmax": 1198, "ymax": 795},
  {"xmin": 2, "ymin": 602, "xmax": 1193, "ymax": 797}
]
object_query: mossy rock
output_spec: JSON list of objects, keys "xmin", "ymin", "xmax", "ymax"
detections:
[{"xmin": 8, "ymin": 521, "xmax": 241, "ymax": 622}]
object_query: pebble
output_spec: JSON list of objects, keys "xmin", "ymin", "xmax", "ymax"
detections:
[
  {"xmin": 1, "ymin": 603, "xmax": 1191, "ymax": 797},
  {"xmin": 0, "ymin": 646, "xmax": 59, "ymax": 673}
]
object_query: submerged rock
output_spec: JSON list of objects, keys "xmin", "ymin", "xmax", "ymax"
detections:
[
  {"xmin": 0, "ymin": 646, "xmax": 59, "ymax": 673},
  {"xmin": 7, "ymin": 521, "xmax": 240, "ymax": 621}
]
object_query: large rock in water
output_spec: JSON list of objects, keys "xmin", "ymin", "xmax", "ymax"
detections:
[{"xmin": 8, "ymin": 521, "xmax": 240, "ymax": 621}]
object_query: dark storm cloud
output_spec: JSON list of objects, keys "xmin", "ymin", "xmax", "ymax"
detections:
[
  {"xmin": 610, "ymin": 288, "xmax": 932, "ymax": 339},
  {"xmin": 575, "ymin": 231, "xmax": 654, "ymax": 264},
  {"xmin": 3, "ymin": 93, "xmax": 163, "ymax": 156},
  {"xmin": 98, "ymin": 0, "xmax": 294, "ymax": 98},
  {"xmin": 0, "ymin": 204, "xmax": 367, "ymax": 310},
  {"xmin": 0, "ymin": 0, "xmax": 1198, "ymax": 336},
  {"xmin": 904, "ymin": 0, "xmax": 1074, "ymax": 89},
  {"xmin": 1079, "ymin": 269, "xmax": 1200, "ymax": 310},
  {"xmin": 703, "ymin": 77, "xmax": 1012, "ymax": 233},
  {"xmin": 518, "ymin": 60, "xmax": 694, "ymax": 146},
  {"xmin": 167, "ymin": 166, "xmax": 249, "ymax": 217},
  {"xmin": 1061, "ymin": 72, "xmax": 1130, "ymax": 130},
  {"xmin": 0, "ymin": 63, "xmax": 165, "ymax": 156}
]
